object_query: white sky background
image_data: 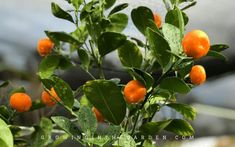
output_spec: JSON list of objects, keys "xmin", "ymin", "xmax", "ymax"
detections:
[{"xmin": 0, "ymin": 0, "xmax": 235, "ymax": 70}]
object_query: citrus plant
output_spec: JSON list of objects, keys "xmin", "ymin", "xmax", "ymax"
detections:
[{"xmin": 0, "ymin": 0, "xmax": 230, "ymax": 146}]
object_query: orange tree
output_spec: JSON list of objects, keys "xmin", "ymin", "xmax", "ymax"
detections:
[{"xmin": 0, "ymin": 0, "xmax": 230, "ymax": 146}]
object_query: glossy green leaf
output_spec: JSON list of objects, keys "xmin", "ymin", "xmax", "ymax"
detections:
[
  {"xmin": 165, "ymin": 9, "xmax": 188, "ymax": 28},
  {"xmin": 0, "ymin": 118, "xmax": 13, "ymax": 147},
  {"xmin": 207, "ymin": 50, "xmax": 227, "ymax": 61},
  {"xmin": 98, "ymin": 32, "xmax": 126, "ymax": 57},
  {"xmin": 127, "ymin": 68, "xmax": 154, "ymax": 92},
  {"xmin": 51, "ymin": 2, "xmax": 74, "ymax": 23},
  {"xmin": 210, "ymin": 44, "xmax": 229, "ymax": 52},
  {"xmin": 131, "ymin": 6, "xmax": 154, "ymax": 35},
  {"xmin": 140, "ymin": 119, "xmax": 172, "ymax": 135},
  {"xmin": 164, "ymin": 119, "xmax": 194, "ymax": 136},
  {"xmin": 104, "ymin": 0, "xmax": 116, "ymax": 9},
  {"xmin": 83, "ymin": 80, "xmax": 126, "ymax": 125},
  {"xmin": 160, "ymin": 77, "xmax": 191, "ymax": 94},
  {"xmin": 58, "ymin": 56, "xmax": 74, "ymax": 70},
  {"xmin": 167, "ymin": 103, "xmax": 196, "ymax": 120},
  {"xmin": 76, "ymin": 106, "xmax": 97, "ymax": 136},
  {"xmin": 77, "ymin": 49, "xmax": 90, "ymax": 70},
  {"xmin": 162, "ymin": 23, "xmax": 182, "ymax": 55},
  {"xmin": 106, "ymin": 13, "xmax": 128, "ymax": 32},
  {"xmin": 50, "ymin": 134, "xmax": 69, "ymax": 147},
  {"xmin": 51, "ymin": 116, "xmax": 82, "ymax": 137},
  {"xmin": 109, "ymin": 3, "xmax": 128, "ymax": 15},
  {"xmin": 146, "ymin": 28, "xmax": 173, "ymax": 73},
  {"xmin": 45, "ymin": 31, "xmax": 81, "ymax": 45},
  {"xmin": 118, "ymin": 40, "xmax": 143, "ymax": 68},
  {"xmin": 38, "ymin": 55, "xmax": 60, "ymax": 79},
  {"xmin": 53, "ymin": 76, "xmax": 74, "ymax": 108},
  {"xmin": 31, "ymin": 118, "xmax": 53, "ymax": 147}
]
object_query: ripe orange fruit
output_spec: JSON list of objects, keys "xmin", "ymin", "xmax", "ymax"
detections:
[
  {"xmin": 41, "ymin": 88, "xmax": 61, "ymax": 106},
  {"xmin": 182, "ymin": 30, "xmax": 210, "ymax": 59},
  {"xmin": 190, "ymin": 65, "xmax": 206, "ymax": 85},
  {"xmin": 92, "ymin": 107, "xmax": 104, "ymax": 122},
  {"xmin": 37, "ymin": 38, "xmax": 54, "ymax": 56},
  {"xmin": 153, "ymin": 13, "xmax": 162, "ymax": 28},
  {"xmin": 10, "ymin": 93, "xmax": 32, "ymax": 112},
  {"xmin": 124, "ymin": 80, "xmax": 147, "ymax": 104}
]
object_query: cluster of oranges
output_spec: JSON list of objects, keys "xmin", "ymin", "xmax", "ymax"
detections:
[
  {"xmin": 9, "ymin": 88, "xmax": 61, "ymax": 113},
  {"xmin": 10, "ymin": 13, "xmax": 208, "ymax": 123},
  {"xmin": 154, "ymin": 13, "xmax": 208, "ymax": 85}
]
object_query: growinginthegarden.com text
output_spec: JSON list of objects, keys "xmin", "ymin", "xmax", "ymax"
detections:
[{"xmin": 40, "ymin": 135, "xmax": 195, "ymax": 141}]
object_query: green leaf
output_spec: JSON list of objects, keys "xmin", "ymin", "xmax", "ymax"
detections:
[
  {"xmin": 71, "ymin": 25, "xmax": 88, "ymax": 50},
  {"xmin": 83, "ymin": 80, "xmax": 126, "ymax": 125},
  {"xmin": 167, "ymin": 103, "xmax": 196, "ymax": 120},
  {"xmin": 0, "ymin": 81, "xmax": 9, "ymax": 88},
  {"xmin": 106, "ymin": 13, "xmax": 128, "ymax": 32},
  {"xmin": 51, "ymin": 2, "xmax": 74, "ymax": 23},
  {"xmin": 140, "ymin": 119, "xmax": 172, "ymax": 135},
  {"xmin": 126, "ymin": 68, "xmax": 154, "ymax": 92},
  {"xmin": 109, "ymin": 3, "xmax": 128, "ymax": 16},
  {"xmin": 130, "ymin": 37, "xmax": 145, "ymax": 47},
  {"xmin": 146, "ymin": 28, "xmax": 173, "ymax": 73},
  {"xmin": 31, "ymin": 117, "xmax": 53, "ymax": 147},
  {"xmin": 80, "ymin": 95, "xmax": 92, "ymax": 107},
  {"xmin": 207, "ymin": 50, "xmax": 227, "ymax": 61},
  {"xmin": 117, "ymin": 133, "xmax": 136, "ymax": 147},
  {"xmin": 162, "ymin": 23, "xmax": 182, "ymax": 55},
  {"xmin": 50, "ymin": 134, "xmax": 69, "ymax": 147},
  {"xmin": 76, "ymin": 106, "xmax": 97, "ymax": 136},
  {"xmin": 0, "ymin": 118, "xmax": 13, "ymax": 147},
  {"xmin": 118, "ymin": 40, "xmax": 143, "ymax": 68},
  {"xmin": 164, "ymin": 119, "xmax": 194, "ymax": 136},
  {"xmin": 160, "ymin": 77, "xmax": 191, "ymax": 94},
  {"xmin": 210, "ymin": 44, "xmax": 229, "ymax": 52},
  {"xmin": 10, "ymin": 87, "xmax": 26, "ymax": 95},
  {"xmin": 175, "ymin": 59, "xmax": 193, "ymax": 78},
  {"xmin": 53, "ymin": 76, "xmax": 74, "ymax": 108},
  {"xmin": 77, "ymin": 49, "xmax": 90, "ymax": 70},
  {"xmin": 0, "ymin": 106, "xmax": 10, "ymax": 121},
  {"xmin": 71, "ymin": 0, "xmax": 83, "ymax": 10},
  {"xmin": 165, "ymin": 9, "xmax": 188, "ymax": 28},
  {"xmin": 51, "ymin": 116, "xmax": 82, "ymax": 137},
  {"xmin": 58, "ymin": 56, "xmax": 74, "ymax": 70},
  {"xmin": 98, "ymin": 32, "xmax": 126, "ymax": 57},
  {"xmin": 45, "ymin": 31, "xmax": 81, "ymax": 45},
  {"xmin": 104, "ymin": 0, "xmax": 116, "ymax": 9},
  {"xmin": 175, "ymin": 7, "xmax": 185, "ymax": 38},
  {"xmin": 38, "ymin": 55, "xmax": 60, "ymax": 79},
  {"xmin": 131, "ymin": 6, "xmax": 154, "ymax": 35}
]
